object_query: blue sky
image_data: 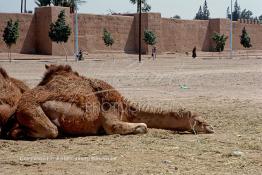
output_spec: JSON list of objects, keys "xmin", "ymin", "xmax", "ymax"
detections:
[{"xmin": 0, "ymin": 0, "xmax": 261, "ymax": 19}]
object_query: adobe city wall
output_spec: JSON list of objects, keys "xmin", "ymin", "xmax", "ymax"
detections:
[
  {"xmin": 78, "ymin": 13, "xmax": 136, "ymax": 53},
  {"xmin": 0, "ymin": 13, "xmax": 36, "ymax": 54},
  {"xmin": 0, "ymin": 6, "xmax": 262, "ymax": 55}
]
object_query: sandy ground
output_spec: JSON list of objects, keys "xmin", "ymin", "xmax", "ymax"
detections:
[{"xmin": 0, "ymin": 53, "xmax": 261, "ymax": 175}]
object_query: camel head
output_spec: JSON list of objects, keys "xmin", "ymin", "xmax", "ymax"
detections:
[
  {"xmin": 188, "ymin": 114, "xmax": 214, "ymax": 134},
  {"xmin": 39, "ymin": 64, "xmax": 79, "ymax": 86}
]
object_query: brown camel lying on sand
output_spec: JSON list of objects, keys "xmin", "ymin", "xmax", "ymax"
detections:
[
  {"xmin": 0, "ymin": 67, "xmax": 29, "ymax": 138},
  {"xmin": 10, "ymin": 64, "xmax": 214, "ymax": 139}
]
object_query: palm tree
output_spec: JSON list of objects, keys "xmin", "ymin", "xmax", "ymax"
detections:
[
  {"xmin": 130, "ymin": 0, "xmax": 151, "ymax": 13},
  {"xmin": 35, "ymin": 0, "xmax": 51, "ymax": 6},
  {"xmin": 68, "ymin": 0, "xmax": 86, "ymax": 13},
  {"xmin": 51, "ymin": 0, "xmax": 86, "ymax": 13},
  {"xmin": 35, "ymin": 0, "xmax": 86, "ymax": 13}
]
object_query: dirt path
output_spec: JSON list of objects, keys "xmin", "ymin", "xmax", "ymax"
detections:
[{"xmin": 0, "ymin": 55, "xmax": 261, "ymax": 175}]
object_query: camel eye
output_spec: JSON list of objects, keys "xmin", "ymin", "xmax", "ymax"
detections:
[
  {"xmin": 101, "ymin": 102, "xmax": 111, "ymax": 112},
  {"xmin": 197, "ymin": 121, "xmax": 202, "ymax": 125},
  {"xmin": 129, "ymin": 107, "xmax": 137, "ymax": 113}
]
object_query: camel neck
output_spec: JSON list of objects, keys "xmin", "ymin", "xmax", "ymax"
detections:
[{"xmin": 124, "ymin": 100, "xmax": 191, "ymax": 131}]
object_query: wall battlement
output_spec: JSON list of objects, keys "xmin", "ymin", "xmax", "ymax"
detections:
[
  {"xmin": 239, "ymin": 18, "xmax": 260, "ymax": 24},
  {"xmin": 0, "ymin": 6, "xmax": 262, "ymax": 55}
]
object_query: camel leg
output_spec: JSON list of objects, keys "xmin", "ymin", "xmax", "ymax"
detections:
[
  {"xmin": 16, "ymin": 105, "xmax": 58, "ymax": 139},
  {"xmin": 41, "ymin": 101, "xmax": 101, "ymax": 135},
  {"xmin": 7, "ymin": 123, "xmax": 25, "ymax": 140},
  {"xmin": 0, "ymin": 104, "xmax": 17, "ymax": 138},
  {"xmin": 101, "ymin": 109, "xmax": 148, "ymax": 135}
]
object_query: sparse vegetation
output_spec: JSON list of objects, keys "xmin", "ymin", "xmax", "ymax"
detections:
[
  {"xmin": 2, "ymin": 19, "xmax": 19, "ymax": 62},
  {"xmin": 102, "ymin": 29, "xmax": 114, "ymax": 59},
  {"xmin": 240, "ymin": 9, "xmax": 253, "ymax": 19},
  {"xmin": 49, "ymin": 10, "xmax": 71, "ymax": 61},
  {"xmin": 212, "ymin": 33, "xmax": 228, "ymax": 52},
  {"xmin": 171, "ymin": 15, "xmax": 181, "ymax": 19},
  {"xmin": 143, "ymin": 30, "xmax": 157, "ymax": 46},
  {"xmin": 227, "ymin": 0, "xmax": 256, "ymax": 21},
  {"xmin": 232, "ymin": 0, "xmax": 241, "ymax": 21},
  {"xmin": 259, "ymin": 15, "xmax": 262, "ymax": 24},
  {"xmin": 240, "ymin": 27, "xmax": 252, "ymax": 49},
  {"xmin": 103, "ymin": 29, "xmax": 114, "ymax": 48},
  {"xmin": 240, "ymin": 27, "xmax": 252, "ymax": 58},
  {"xmin": 35, "ymin": 0, "xmax": 51, "ymax": 6},
  {"xmin": 195, "ymin": 0, "xmax": 210, "ymax": 20},
  {"xmin": 35, "ymin": 0, "xmax": 86, "ymax": 13},
  {"xmin": 129, "ymin": 0, "xmax": 151, "ymax": 13}
]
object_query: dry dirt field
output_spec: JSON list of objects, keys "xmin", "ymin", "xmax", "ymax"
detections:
[{"xmin": 0, "ymin": 53, "xmax": 262, "ymax": 175}]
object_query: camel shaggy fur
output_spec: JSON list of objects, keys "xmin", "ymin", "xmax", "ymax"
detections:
[
  {"xmin": 0, "ymin": 67, "xmax": 29, "ymax": 138},
  {"xmin": 12, "ymin": 64, "xmax": 214, "ymax": 139}
]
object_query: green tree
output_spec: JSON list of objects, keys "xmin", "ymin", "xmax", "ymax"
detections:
[
  {"xmin": 102, "ymin": 29, "xmax": 114, "ymax": 59},
  {"xmin": 232, "ymin": 0, "xmax": 241, "ymax": 21},
  {"xmin": 195, "ymin": 0, "xmax": 210, "ymax": 20},
  {"xmin": 226, "ymin": 6, "xmax": 231, "ymax": 19},
  {"xmin": 103, "ymin": 29, "xmax": 114, "ymax": 47},
  {"xmin": 102, "ymin": 29, "xmax": 115, "ymax": 48},
  {"xmin": 52, "ymin": 0, "xmax": 86, "ymax": 13},
  {"xmin": 258, "ymin": 15, "xmax": 262, "ymax": 23},
  {"xmin": 2, "ymin": 19, "xmax": 19, "ymax": 62},
  {"xmin": 35, "ymin": 0, "xmax": 51, "ymax": 6},
  {"xmin": 202, "ymin": 0, "xmax": 210, "ymax": 20},
  {"xmin": 195, "ymin": 6, "xmax": 203, "ymax": 20},
  {"xmin": 171, "ymin": 15, "xmax": 181, "ymax": 19},
  {"xmin": 212, "ymin": 33, "xmax": 228, "ymax": 52},
  {"xmin": 240, "ymin": 27, "xmax": 252, "ymax": 58},
  {"xmin": 144, "ymin": 30, "xmax": 157, "ymax": 50},
  {"xmin": 240, "ymin": 27, "xmax": 252, "ymax": 48},
  {"xmin": 129, "ymin": 0, "xmax": 151, "ymax": 13},
  {"xmin": 240, "ymin": 9, "xmax": 253, "ymax": 19},
  {"xmin": 49, "ymin": 10, "xmax": 71, "ymax": 61}
]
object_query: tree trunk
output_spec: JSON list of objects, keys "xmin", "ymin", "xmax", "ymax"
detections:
[
  {"xmin": 24, "ymin": 0, "xmax": 27, "ymax": 13},
  {"xmin": 7, "ymin": 50, "xmax": 9, "ymax": 61},
  {"xmin": 62, "ymin": 43, "xmax": 68, "ymax": 62},
  {"xmin": 21, "ymin": 0, "xmax": 23, "ymax": 13},
  {"xmin": 9, "ymin": 47, "xmax": 11, "ymax": 63},
  {"xmin": 110, "ymin": 45, "xmax": 115, "ymax": 61}
]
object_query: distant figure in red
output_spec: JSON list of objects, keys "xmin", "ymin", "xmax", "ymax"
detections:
[
  {"xmin": 152, "ymin": 46, "xmax": 157, "ymax": 60},
  {"xmin": 192, "ymin": 46, "xmax": 197, "ymax": 59}
]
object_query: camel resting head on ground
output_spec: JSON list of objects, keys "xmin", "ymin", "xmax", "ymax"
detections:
[
  {"xmin": 0, "ymin": 67, "xmax": 29, "ymax": 138},
  {"xmin": 11, "ymin": 64, "xmax": 213, "ymax": 140}
]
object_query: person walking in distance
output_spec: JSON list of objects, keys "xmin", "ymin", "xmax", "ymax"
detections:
[
  {"xmin": 152, "ymin": 46, "xmax": 157, "ymax": 60},
  {"xmin": 192, "ymin": 46, "xmax": 197, "ymax": 59}
]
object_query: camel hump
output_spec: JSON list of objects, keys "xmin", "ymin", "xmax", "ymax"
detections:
[
  {"xmin": 9, "ymin": 78, "xmax": 30, "ymax": 93},
  {"xmin": 0, "ymin": 67, "xmax": 9, "ymax": 79}
]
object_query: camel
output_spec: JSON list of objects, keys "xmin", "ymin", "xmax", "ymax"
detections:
[
  {"xmin": 0, "ymin": 67, "xmax": 29, "ymax": 138},
  {"xmin": 11, "ymin": 64, "xmax": 214, "ymax": 139}
]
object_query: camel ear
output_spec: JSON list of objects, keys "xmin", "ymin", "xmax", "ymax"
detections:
[{"xmin": 45, "ymin": 64, "xmax": 50, "ymax": 69}]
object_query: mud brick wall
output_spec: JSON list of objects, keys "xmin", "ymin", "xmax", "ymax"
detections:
[
  {"xmin": 232, "ymin": 21, "xmax": 262, "ymax": 50},
  {"xmin": 78, "ymin": 14, "xmax": 136, "ymax": 53},
  {"xmin": 0, "ymin": 6, "xmax": 262, "ymax": 56},
  {"xmin": 34, "ymin": 7, "xmax": 74, "ymax": 55},
  {"xmin": 161, "ymin": 18, "xmax": 210, "ymax": 52},
  {"xmin": 0, "ymin": 13, "xmax": 36, "ymax": 54}
]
